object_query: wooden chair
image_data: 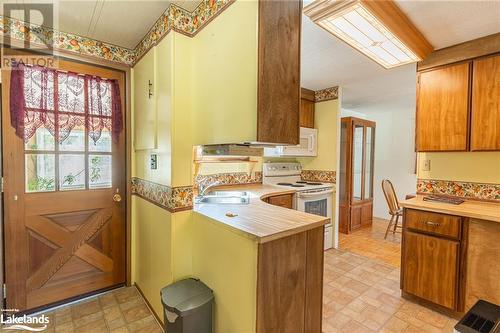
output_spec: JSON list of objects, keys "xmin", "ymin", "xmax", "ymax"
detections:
[{"xmin": 381, "ymin": 179, "xmax": 403, "ymax": 239}]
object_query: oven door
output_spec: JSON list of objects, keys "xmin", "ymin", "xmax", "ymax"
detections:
[{"xmin": 296, "ymin": 190, "xmax": 333, "ymax": 226}]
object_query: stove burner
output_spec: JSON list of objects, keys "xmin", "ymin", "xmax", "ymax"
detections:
[
  {"xmin": 306, "ymin": 182, "xmax": 322, "ymax": 185},
  {"xmin": 291, "ymin": 184, "xmax": 305, "ymax": 187},
  {"xmin": 277, "ymin": 182, "xmax": 293, "ymax": 186},
  {"xmin": 296, "ymin": 181, "xmax": 308, "ymax": 184}
]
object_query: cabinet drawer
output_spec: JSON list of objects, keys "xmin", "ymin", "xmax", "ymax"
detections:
[
  {"xmin": 267, "ymin": 194, "xmax": 293, "ymax": 209},
  {"xmin": 405, "ymin": 209, "xmax": 461, "ymax": 239}
]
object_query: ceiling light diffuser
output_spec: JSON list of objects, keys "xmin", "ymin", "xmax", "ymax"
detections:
[{"xmin": 304, "ymin": 0, "xmax": 433, "ymax": 69}]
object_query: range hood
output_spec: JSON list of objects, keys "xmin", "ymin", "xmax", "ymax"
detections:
[{"xmin": 201, "ymin": 144, "xmax": 264, "ymax": 157}]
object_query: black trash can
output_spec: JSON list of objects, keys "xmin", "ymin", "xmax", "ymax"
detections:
[{"xmin": 160, "ymin": 278, "xmax": 214, "ymax": 333}]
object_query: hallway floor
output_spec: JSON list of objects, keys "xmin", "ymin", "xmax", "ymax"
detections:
[
  {"xmin": 339, "ymin": 218, "xmax": 402, "ymax": 267},
  {"xmin": 324, "ymin": 218, "xmax": 457, "ymax": 332},
  {"xmin": 24, "ymin": 286, "xmax": 162, "ymax": 333}
]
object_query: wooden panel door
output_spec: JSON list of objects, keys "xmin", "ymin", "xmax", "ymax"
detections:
[
  {"xmin": 416, "ymin": 63, "xmax": 470, "ymax": 151},
  {"xmin": 257, "ymin": 0, "xmax": 301, "ymax": 145},
  {"xmin": 402, "ymin": 232, "xmax": 459, "ymax": 309},
  {"xmin": 2, "ymin": 57, "xmax": 126, "ymax": 311},
  {"xmin": 471, "ymin": 54, "xmax": 500, "ymax": 150}
]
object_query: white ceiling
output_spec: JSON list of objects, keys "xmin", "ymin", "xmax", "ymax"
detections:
[
  {"xmin": 301, "ymin": 0, "xmax": 500, "ymax": 110},
  {"xmin": 0, "ymin": 0, "xmax": 202, "ymax": 49}
]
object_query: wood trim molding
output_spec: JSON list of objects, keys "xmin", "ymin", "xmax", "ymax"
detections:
[
  {"xmin": 418, "ymin": 33, "xmax": 500, "ymax": 71},
  {"xmin": 360, "ymin": 0, "xmax": 433, "ymax": 60}
]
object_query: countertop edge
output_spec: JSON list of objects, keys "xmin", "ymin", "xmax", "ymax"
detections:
[
  {"xmin": 193, "ymin": 184, "xmax": 331, "ymax": 243},
  {"xmin": 400, "ymin": 197, "xmax": 500, "ymax": 223}
]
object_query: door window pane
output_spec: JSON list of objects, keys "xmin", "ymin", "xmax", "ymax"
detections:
[
  {"xmin": 25, "ymin": 154, "xmax": 55, "ymax": 192},
  {"xmin": 89, "ymin": 127, "xmax": 112, "ymax": 152},
  {"xmin": 89, "ymin": 155, "xmax": 112, "ymax": 189},
  {"xmin": 25, "ymin": 126, "xmax": 55, "ymax": 151},
  {"xmin": 59, "ymin": 154, "xmax": 86, "ymax": 191},
  {"xmin": 59, "ymin": 115, "xmax": 85, "ymax": 151}
]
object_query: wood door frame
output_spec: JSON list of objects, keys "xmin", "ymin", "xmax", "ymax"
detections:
[{"xmin": 0, "ymin": 46, "xmax": 133, "ymax": 310}]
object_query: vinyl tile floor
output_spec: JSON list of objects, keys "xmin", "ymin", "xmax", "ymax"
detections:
[
  {"xmin": 324, "ymin": 219, "xmax": 458, "ymax": 332},
  {"xmin": 2, "ymin": 286, "xmax": 163, "ymax": 333}
]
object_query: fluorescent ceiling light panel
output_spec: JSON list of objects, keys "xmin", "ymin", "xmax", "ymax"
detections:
[{"xmin": 304, "ymin": 1, "xmax": 424, "ymax": 69}]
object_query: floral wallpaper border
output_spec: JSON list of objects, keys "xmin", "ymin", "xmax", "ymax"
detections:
[
  {"xmin": 417, "ymin": 179, "xmax": 500, "ymax": 202},
  {"xmin": 131, "ymin": 177, "xmax": 193, "ymax": 212},
  {"xmin": 301, "ymin": 170, "xmax": 336, "ymax": 183},
  {"xmin": 134, "ymin": 0, "xmax": 234, "ymax": 63},
  {"xmin": 315, "ymin": 86, "xmax": 339, "ymax": 102},
  {"xmin": 194, "ymin": 171, "xmax": 262, "ymax": 189},
  {"xmin": 0, "ymin": 0, "xmax": 235, "ymax": 66}
]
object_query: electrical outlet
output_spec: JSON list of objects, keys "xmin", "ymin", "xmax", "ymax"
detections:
[
  {"xmin": 150, "ymin": 154, "xmax": 158, "ymax": 170},
  {"xmin": 423, "ymin": 159, "xmax": 431, "ymax": 171}
]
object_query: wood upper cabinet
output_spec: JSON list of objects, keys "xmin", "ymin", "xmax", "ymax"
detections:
[
  {"xmin": 471, "ymin": 54, "xmax": 500, "ymax": 150},
  {"xmin": 402, "ymin": 231, "xmax": 459, "ymax": 310},
  {"xmin": 300, "ymin": 88, "xmax": 315, "ymax": 128},
  {"xmin": 257, "ymin": 0, "xmax": 301, "ymax": 145},
  {"xmin": 416, "ymin": 63, "xmax": 470, "ymax": 151}
]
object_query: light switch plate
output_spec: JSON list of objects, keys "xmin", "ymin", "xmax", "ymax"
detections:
[{"xmin": 423, "ymin": 159, "xmax": 431, "ymax": 171}]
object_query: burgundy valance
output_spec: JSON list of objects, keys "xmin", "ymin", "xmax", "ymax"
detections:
[{"xmin": 10, "ymin": 62, "xmax": 123, "ymax": 144}]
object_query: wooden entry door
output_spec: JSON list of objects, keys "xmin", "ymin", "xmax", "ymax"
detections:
[{"xmin": 2, "ymin": 57, "xmax": 126, "ymax": 311}]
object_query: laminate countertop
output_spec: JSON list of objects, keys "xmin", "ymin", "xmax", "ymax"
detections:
[
  {"xmin": 400, "ymin": 195, "xmax": 500, "ymax": 223},
  {"xmin": 193, "ymin": 184, "xmax": 332, "ymax": 243}
]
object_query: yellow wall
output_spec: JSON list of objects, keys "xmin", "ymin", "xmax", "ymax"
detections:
[
  {"xmin": 192, "ymin": 213, "xmax": 258, "ymax": 333},
  {"xmin": 131, "ymin": 197, "xmax": 173, "ymax": 316},
  {"xmin": 417, "ymin": 152, "xmax": 500, "ymax": 183},
  {"xmin": 298, "ymin": 99, "xmax": 339, "ymax": 171},
  {"xmin": 130, "ymin": 1, "xmax": 261, "ymax": 325},
  {"xmin": 190, "ymin": 0, "xmax": 258, "ymax": 146}
]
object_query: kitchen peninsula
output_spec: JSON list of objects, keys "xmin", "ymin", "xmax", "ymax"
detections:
[
  {"xmin": 192, "ymin": 184, "xmax": 329, "ymax": 333},
  {"xmin": 400, "ymin": 195, "xmax": 500, "ymax": 315}
]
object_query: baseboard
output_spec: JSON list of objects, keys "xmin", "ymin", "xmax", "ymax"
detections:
[{"xmin": 134, "ymin": 282, "xmax": 164, "ymax": 327}]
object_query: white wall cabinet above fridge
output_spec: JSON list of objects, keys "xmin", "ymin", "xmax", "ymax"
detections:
[{"xmin": 264, "ymin": 127, "xmax": 318, "ymax": 157}]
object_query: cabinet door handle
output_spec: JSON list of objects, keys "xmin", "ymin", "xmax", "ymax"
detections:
[{"xmin": 425, "ymin": 221, "xmax": 440, "ymax": 227}]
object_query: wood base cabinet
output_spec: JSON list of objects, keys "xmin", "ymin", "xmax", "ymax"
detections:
[
  {"xmin": 401, "ymin": 208, "xmax": 465, "ymax": 312},
  {"xmin": 257, "ymin": 227, "xmax": 324, "ymax": 333}
]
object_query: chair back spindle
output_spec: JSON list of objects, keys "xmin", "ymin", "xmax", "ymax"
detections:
[{"xmin": 382, "ymin": 179, "xmax": 400, "ymax": 215}]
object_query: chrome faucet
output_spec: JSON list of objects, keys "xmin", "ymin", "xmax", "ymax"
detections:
[{"xmin": 197, "ymin": 180, "xmax": 222, "ymax": 197}]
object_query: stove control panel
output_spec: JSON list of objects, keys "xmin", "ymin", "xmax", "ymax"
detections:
[{"xmin": 263, "ymin": 162, "xmax": 302, "ymax": 177}]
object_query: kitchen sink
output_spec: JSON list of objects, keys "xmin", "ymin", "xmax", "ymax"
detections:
[{"xmin": 195, "ymin": 191, "xmax": 250, "ymax": 204}]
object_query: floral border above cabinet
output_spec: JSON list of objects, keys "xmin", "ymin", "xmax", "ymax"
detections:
[
  {"xmin": 314, "ymin": 86, "xmax": 339, "ymax": 102},
  {"xmin": 417, "ymin": 179, "xmax": 500, "ymax": 202},
  {"xmin": 0, "ymin": 0, "xmax": 235, "ymax": 66}
]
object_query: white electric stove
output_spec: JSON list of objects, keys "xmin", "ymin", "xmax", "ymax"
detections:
[{"xmin": 263, "ymin": 162, "xmax": 334, "ymax": 249}]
